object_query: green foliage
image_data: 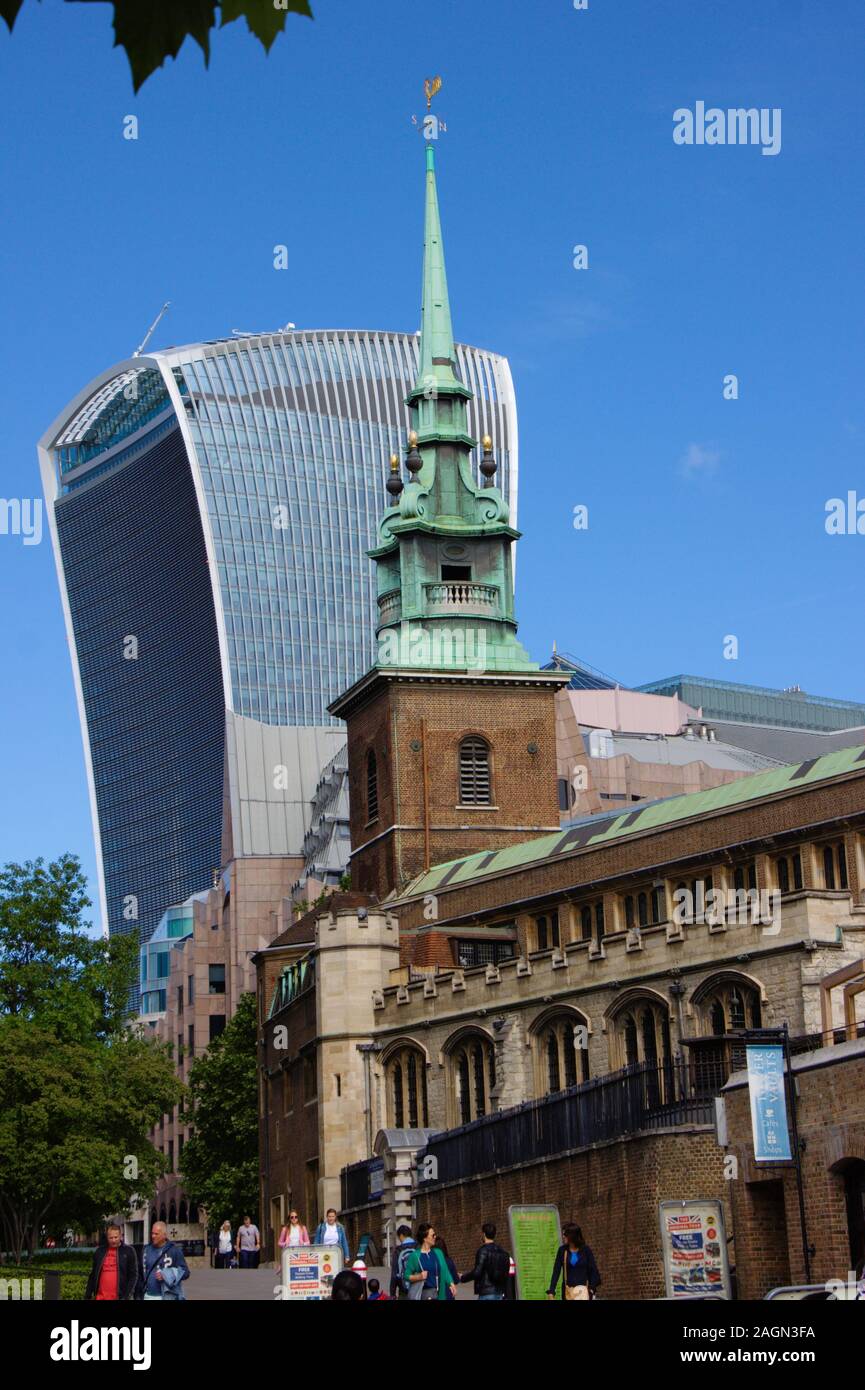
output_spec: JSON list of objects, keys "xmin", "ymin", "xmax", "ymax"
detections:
[
  {"xmin": 180, "ymin": 992, "xmax": 259, "ymax": 1228},
  {"xmin": 0, "ymin": 0, "xmax": 313, "ymax": 91},
  {"xmin": 0, "ymin": 855, "xmax": 135, "ymax": 1042},
  {"xmin": 0, "ymin": 1017, "xmax": 182, "ymax": 1262},
  {"xmin": 0, "ymin": 853, "xmax": 182, "ymax": 1262},
  {"xmin": 0, "ymin": 1265, "xmax": 88, "ymax": 1300},
  {"xmin": 338, "ymin": 873, "xmax": 351, "ymax": 892}
]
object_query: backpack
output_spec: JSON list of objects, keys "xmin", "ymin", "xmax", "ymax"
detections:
[
  {"xmin": 487, "ymin": 1244, "xmax": 511, "ymax": 1287},
  {"xmin": 396, "ymin": 1243, "xmax": 416, "ymax": 1294}
]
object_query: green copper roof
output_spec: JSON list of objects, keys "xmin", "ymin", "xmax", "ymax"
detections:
[
  {"xmin": 399, "ymin": 743, "xmax": 865, "ymax": 899},
  {"xmin": 413, "ymin": 143, "xmax": 464, "ymax": 399}
]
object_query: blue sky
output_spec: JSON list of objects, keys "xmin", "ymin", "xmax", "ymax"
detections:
[{"xmin": 1, "ymin": 0, "xmax": 863, "ymax": 927}]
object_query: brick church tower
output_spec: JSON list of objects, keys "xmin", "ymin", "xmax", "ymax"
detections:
[{"xmin": 330, "ymin": 137, "xmax": 569, "ymax": 898}]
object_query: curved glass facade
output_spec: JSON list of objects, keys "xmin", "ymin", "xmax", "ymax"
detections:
[{"xmin": 39, "ymin": 330, "xmax": 518, "ymax": 955}]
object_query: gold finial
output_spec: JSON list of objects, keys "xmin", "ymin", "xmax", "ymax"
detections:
[
  {"xmin": 390, "ymin": 453, "xmax": 399, "ymax": 471},
  {"xmin": 408, "ymin": 429, "xmax": 418, "ymax": 446},
  {"xmin": 424, "ymin": 76, "xmax": 442, "ymax": 110},
  {"xmin": 482, "ymin": 434, "xmax": 492, "ymax": 450}
]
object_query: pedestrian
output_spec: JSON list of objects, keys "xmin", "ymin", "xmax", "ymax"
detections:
[
  {"xmin": 313, "ymin": 1207, "xmax": 350, "ymax": 1262},
  {"xmin": 366, "ymin": 1277, "xmax": 390, "ymax": 1301},
  {"xmin": 330, "ymin": 1269, "xmax": 366, "ymax": 1301},
  {"xmin": 459, "ymin": 1221, "xmax": 511, "ymax": 1301},
  {"xmin": 84, "ymin": 1223, "xmax": 139, "ymax": 1301},
  {"xmin": 216, "ymin": 1220, "xmax": 234, "ymax": 1269},
  {"xmin": 390, "ymin": 1224, "xmax": 417, "ymax": 1299},
  {"xmin": 546, "ymin": 1224, "xmax": 601, "ymax": 1301},
  {"xmin": 279, "ymin": 1209, "xmax": 311, "ymax": 1249},
  {"xmin": 236, "ymin": 1215, "xmax": 261, "ymax": 1269},
  {"xmin": 139, "ymin": 1221, "xmax": 190, "ymax": 1301},
  {"xmin": 404, "ymin": 1222, "xmax": 456, "ymax": 1301},
  {"xmin": 436, "ymin": 1236, "xmax": 460, "ymax": 1301}
]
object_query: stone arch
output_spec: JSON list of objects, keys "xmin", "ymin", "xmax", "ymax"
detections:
[
  {"xmin": 442, "ymin": 1024, "xmax": 496, "ymax": 1126},
  {"xmin": 528, "ymin": 1002, "xmax": 592, "ymax": 1095},
  {"xmin": 379, "ymin": 1036, "xmax": 430, "ymax": 1130}
]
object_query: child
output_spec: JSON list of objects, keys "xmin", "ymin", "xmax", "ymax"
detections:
[{"xmin": 367, "ymin": 1277, "xmax": 390, "ymax": 1301}]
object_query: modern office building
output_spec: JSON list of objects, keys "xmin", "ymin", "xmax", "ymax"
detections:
[{"xmin": 38, "ymin": 331, "xmax": 518, "ymax": 961}]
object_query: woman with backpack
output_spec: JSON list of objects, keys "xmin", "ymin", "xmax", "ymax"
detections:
[
  {"xmin": 547, "ymin": 1224, "xmax": 601, "ymax": 1301},
  {"xmin": 404, "ymin": 1222, "xmax": 457, "ymax": 1301}
]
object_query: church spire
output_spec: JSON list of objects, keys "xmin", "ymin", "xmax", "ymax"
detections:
[{"xmin": 412, "ymin": 142, "xmax": 463, "ymax": 400}]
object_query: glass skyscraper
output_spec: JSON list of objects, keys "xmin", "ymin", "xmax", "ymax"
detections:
[{"xmin": 39, "ymin": 330, "xmax": 518, "ymax": 953}]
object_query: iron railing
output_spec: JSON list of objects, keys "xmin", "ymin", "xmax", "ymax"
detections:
[{"xmin": 418, "ymin": 1058, "xmax": 714, "ymax": 1186}]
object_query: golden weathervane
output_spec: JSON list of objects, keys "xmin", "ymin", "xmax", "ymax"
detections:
[{"xmin": 424, "ymin": 76, "xmax": 442, "ymax": 110}]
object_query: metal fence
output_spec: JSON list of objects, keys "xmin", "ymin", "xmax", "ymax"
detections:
[{"xmin": 419, "ymin": 1059, "xmax": 714, "ymax": 1186}]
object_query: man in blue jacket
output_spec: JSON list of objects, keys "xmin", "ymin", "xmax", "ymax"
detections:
[
  {"xmin": 313, "ymin": 1208, "xmax": 350, "ymax": 1261},
  {"xmin": 139, "ymin": 1222, "xmax": 191, "ymax": 1301}
]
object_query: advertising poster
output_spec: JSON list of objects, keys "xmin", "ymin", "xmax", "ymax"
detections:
[
  {"xmin": 658, "ymin": 1200, "xmax": 731, "ymax": 1299},
  {"xmin": 507, "ymin": 1204, "xmax": 561, "ymax": 1302},
  {"xmin": 746, "ymin": 1044, "xmax": 793, "ymax": 1162},
  {"xmin": 280, "ymin": 1244, "xmax": 344, "ymax": 1301}
]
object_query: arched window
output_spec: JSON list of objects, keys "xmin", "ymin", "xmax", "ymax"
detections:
[
  {"xmin": 459, "ymin": 737, "xmax": 491, "ymax": 805},
  {"xmin": 693, "ymin": 977, "xmax": 763, "ymax": 1094},
  {"xmin": 534, "ymin": 1012, "xmax": 590, "ymax": 1095},
  {"xmin": 178, "ymin": 1201, "xmax": 188, "ymax": 1224},
  {"xmin": 168, "ymin": 1202, "xmax": 177, "ymax": 1225},
  {"xmin": 448, "ymin": 1032, "xmax": 495, "ymax": 1125},
  {"xmin": 366, "ymin": 749, "xmax": 378, "ymax": 822},
  {"xmin": 386, "ymin": 1046, "xmax": 428, "ymax": 1129},
  {"xmin": 613, "ymin": 998, "xmax": 671, "ymax": 1073}
]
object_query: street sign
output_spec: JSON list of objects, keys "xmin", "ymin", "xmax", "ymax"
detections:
[{"xmin": 507, "ymin": 1204, "xmax": 561, "ymax": 1302}]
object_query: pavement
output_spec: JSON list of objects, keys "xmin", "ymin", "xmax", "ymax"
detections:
[{"xmin": 184, "ymin": 1262, "xmax": 478, "ymax": 1300}]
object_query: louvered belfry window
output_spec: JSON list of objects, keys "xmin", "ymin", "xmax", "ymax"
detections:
[
  {"xmin": 459, "ymin": 736, "xmax": 491, "ymax": 804},
  {"xmin": 366, "ymin": 748, "xmax": 378, "ymax": 821}
]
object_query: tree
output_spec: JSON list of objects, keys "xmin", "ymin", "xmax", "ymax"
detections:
[
  {"xmin": 180, "ymin": 991, "xmax": 259, "ymax": 1230},
  {"xmin": 0, "ymin": 854, "xmax": 182, "ymax": 1259},
  {"xmin": 1, "ymin": 0, "xmax": 312, "ymax": 92},
  {"xmin": 0, "ymin": 1018, "xmax": 182, "ymax": 1261}
]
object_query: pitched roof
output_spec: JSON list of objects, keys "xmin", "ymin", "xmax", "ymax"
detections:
[{"xmin": 399, "ymin": 743, "xmax": 865, "ymax": 899}]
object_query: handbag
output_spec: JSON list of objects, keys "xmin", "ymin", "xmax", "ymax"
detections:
[{"xmin": 565, "ymin": 1282, "xmax": 590, "ymax": 1301}]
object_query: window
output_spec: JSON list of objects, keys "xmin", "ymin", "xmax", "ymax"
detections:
[
  {"xmin": 303, "ymin": 1053, "xmax": 317, "ymax": 1103},
  {"xmin": 448, "ymin": 1033, "xmax": 495, "ymax": 1124},
  {"xmin": 733, "ymin": 861, "xmax": 757, "ymax": 893},
  {"xmin": 534, "ymin": 912, "xmax": 560, "ymax": 952},
  {"xmin": 459, "ymin": 737, "xmax": 491, "ymax": 805},
  {"xmin": 535, "ymin": 1013, "xmax": 589, "ymax": 1094},
  {"xmin": 455, "ymin": 939, "xmax": 515, "ymax": 969},
  {"xmin": 168, "ymin": 1140, "xmax": 174, "ymax": 1172},
  {"xmin": 614, "ymin": 998, "xmax": 672, "ymax": 1078},
  {"xmin": 177, "ymin": 985, "xmax": 183, "ymax": 1015},
  {"xmin": 822, "ymin": 841, "xmax": 848, "ymax": 891},
  {"xmin": 441, "ymin": 564, "xmax": 471, "ymax": 581},
  {"xmin": 366, "ymin": 748, "xmax": 378, "ymax": 822},
  {"xmin": 187, "ymin": 1024, "xmax": 194, "ymax": 1059},
  {"xmin": 776, "ymin": 851, "xmax": 803, "ymax": 894},
  {"xmin": 577, "ymin": 899, "xmax": 606, "ymax": 947},
  {"xmin": 386, "ymin": 1045, "xmax": 429, "ymax": 1128},
  {"xmin": 187, "ymin": 973, "xmax": 195, "ymax": 1005},
  {"xmin": 692, "ymin": 979, "xmax": 763, "ymax": 1094},
  {"xmin": 557, "ymin": 778, "xmax": 574, "ymax": 812},
  {"xmin": 623, "ymin": 886, "xmax": 663, "ymax": 930},
  {"xmin": 209, "ymin": 1014, "xmax": 226, "ymax": 1041},
  {"xmin": 209, "ymin": 964, "xmax": 226, "ymax": 995}
]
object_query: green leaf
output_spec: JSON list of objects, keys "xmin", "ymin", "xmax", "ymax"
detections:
[
  {"xmin": 0, "ymin": 0, "xmax": 25, "ymax": 34},
  {"xmin": 66, "ymin": 0, "xmax": 313, "ymax": 91},
  {"xmin": 220, "ymin": 0, "xmax": 312, "ymax": 51}
]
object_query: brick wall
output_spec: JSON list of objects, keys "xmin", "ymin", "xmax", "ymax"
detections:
[
  {"xmin": 414, "ymin": 1127, "xmax": 730, "ymax": 1300},
  {"xmin": 724, "ymin": 1044, "xmax": 865, "ymax": 1298}
]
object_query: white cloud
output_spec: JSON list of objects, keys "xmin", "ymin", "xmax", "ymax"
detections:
[{"xmin": 680, "ymin": 442, "xmax": 721, "ymax": 479}]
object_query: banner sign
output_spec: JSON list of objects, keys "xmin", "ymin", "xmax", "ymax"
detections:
[
  {"xmin": 279, "ymin": 1245, "xmax": 344, "ymax": 1301},
  {"xmin": 507, "ymin": 1204, "xmax": 561, "ymax": 1302},
  {"xmin": 746, "ymin": 1043, "xmax": 792, "ymax": 1162},
  {"xmin": 659, "ymin": 1200, "xmax": 732, "ymax": 1299}
]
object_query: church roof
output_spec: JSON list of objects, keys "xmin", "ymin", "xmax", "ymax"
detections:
[{"xmin": 398, "ymin": 743, "xmax": 865, "ymax": 899}]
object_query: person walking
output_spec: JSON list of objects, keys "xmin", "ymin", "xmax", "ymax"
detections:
[
  {"xmin": 84, "ymin": 1223, "xmax": 139, "ymax": 1301},
  {"xmin": 390, "ymin": 1224, "xmax": 417, "ymax": 1299},
  {"xmin": 139, "ymin": 1221, "xmax": 190, "ymax": 1301},
  {"xmin": 216, "ymin": 1221, "xmax": 234, "ymax": 1269},
  {"xmin": 547, "ymin": 1224, "xmax": 601, "ymax": 1301},
  {"xmin": 279, "ymin": 1210, "xmax": 311, "ymax": 1249},
  {"xmin": 459, "ymin": 1222, "xmax": 511, "ymax": 1301},
  {"xmin": 236, "ymin": 1215, "xmax": 261, "ymax": 1269},
  {"xmin": 404, "ymin": 1223, "xmax": 456, "ymax": 1301},
  {"xmin": 313, "ymin": 1208, "xmax": 350, "ymax": 1262},
  {"xmin": 436, "ymin": 1237, "xmax": 460, "ymax": 1301}
]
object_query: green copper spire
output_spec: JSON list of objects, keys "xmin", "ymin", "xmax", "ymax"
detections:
[
  {"xmin": 413, "ymin": 143, "xmax": 463, "ymax": 399},
  {"xmin": 364, "ymin": 135, "xmax": 538, "ymax": 676}
]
